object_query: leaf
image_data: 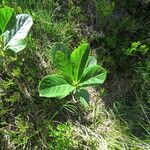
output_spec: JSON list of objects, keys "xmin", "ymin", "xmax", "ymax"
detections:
[
  {"xmin": 75, "ymin": 89, "xmax": 89, "ymax": 108},
  {"xmin": 86, "ymin": 55, "xmax": 97, "ymax": 67},
  {"xmin": 0, "ymin": 7, "xmax": 16, "ymax": 35},
  {"xmin": 79, "ymin": 65, "xmax": 107, "ymax": 87},
  {"xmin": 50, "ymin": 42, "xmax": 70, "ymax": 64},
  {"xmin": 71, "ymin": 43, "xmax": 90, "ymax": 82},
  {"xmin": 39, "ymin": 74, "xmax": 75, "ymax": 98},
  {"xmin": 54, "ymin": 51, "xmax": 73, "ymax": 83},
  {"xmin": 6, "ymin": 39, "xmax": 26, "ymax": 53},
  {"xmin": 3, "ymin": 14, "xmax": 33, "ymax": 53}
]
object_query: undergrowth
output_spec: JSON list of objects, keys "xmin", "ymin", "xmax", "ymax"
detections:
[{"xmin": 0, "ymin": 0, "xmax": 150, "ymax": 149}]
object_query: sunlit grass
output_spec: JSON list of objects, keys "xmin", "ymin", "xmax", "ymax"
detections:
[{"xmin": 1, "ymin": 0, "xmax": 150, "ymax": 149}]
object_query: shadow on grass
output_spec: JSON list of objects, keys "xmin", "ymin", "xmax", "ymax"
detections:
[{"xmin": 102, "ymin": 72, "xmax": 150, "ymax": 140}]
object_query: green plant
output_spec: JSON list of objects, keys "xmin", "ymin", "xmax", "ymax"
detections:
[
  {"xmin": 48, "ymin": 122, "xmax": 75, "ymax": 149},
  {"xmin": 0, "ymin": 6, "xmax": 33, "ymax": 54},
  {"xmin": 0, "ymin": 6, "xmax": 33, "ymax": 99},
  {"xmin": 123, "ymin": 41, "xmax": 149, "ymax": 55},
  {"xmin": 39, "ymin": 42, "xmax": 107, "ymax": 107},
  {"xmin": 3, "ymin": 116, "xmax": 29, "ymax": 148}
]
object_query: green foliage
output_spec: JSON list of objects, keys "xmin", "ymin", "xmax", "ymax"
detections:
[
  {"xmin": 48, "ymin": 123, "xmax": 75, "ymax": 149},
  {"xmin": 50, "ymin": 42, "xmax": 70, "ymax": 63},
  {"xmin": 71, "ymin": 43, "xmax": 90, "ymax": 82},
  {"xmin": 1, "ymin": 115, "xmax": 30, "ymax": 150},
  {"xmin": 79, "ymin": 65, "xmax": 106, "ymax": 87},
  {"xmin": 0, "ymin": 7, "xmax": 33, "ymax": 149},
  {"xmin": 1, "ymin": 0, "xmax": 150, "ymax": 149},
  {"xmin": 0, "ymin": 6, "xmax": 16, "ymax": 35},
  {"xmin": 39, "ymin": 43, "xmax": 107, "ymax": 107},
  {"xmin": 75, "ymin": 89, "xmax": 89, "ymax": 108},
  {"xmin": 39, "ymin": 74, "xmax": 75, "ymax": 98},
  {"xmin": 96, "ymin": 0, "xmax": 115, "ymax": 18},
  {"xmin": 1, "ymin": 12, "xmax": 33, "ymax": 53},
  {"xmin": 123, "ymin": 41, "xmax": 149, "ymax": 55}
]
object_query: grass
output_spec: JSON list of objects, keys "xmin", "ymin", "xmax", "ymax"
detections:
[{"xmin": 1, "ymin": 0, "xmax": 150, "ymax": 149}]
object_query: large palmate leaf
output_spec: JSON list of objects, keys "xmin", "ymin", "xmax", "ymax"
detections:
[
  {"xmin": 39, "ymin": 74, "xmax": 75, "ymax": 98},
  {"xmin": 79, "ymin": 65, "xmax": 107, "ymax": 87},
  {"xmin": 3, "ymin": 14, "xmax": 33, "ymax": 53},
  {"xmin": 0, "ymin": 7, "xmax": 15, "ymax": 35},
  {"xmin": 71, "ymin": 43, "xmax": 90, "ymax": 82},
  {"xmin": 54, "ymin": 51, "xmax": 73, "ymax": 83},
  {"xmin": 50, "ymin": 42, "xmax": 70, "ymax": 64}
]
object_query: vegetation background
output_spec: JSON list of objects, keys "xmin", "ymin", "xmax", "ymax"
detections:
[{"xmin": 0, "ymin": 0, "xmax": 150, "ymax": 149}]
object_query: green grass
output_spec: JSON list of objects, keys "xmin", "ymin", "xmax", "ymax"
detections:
[{"xmin": 0, "ymin": 0, "xmax": 150, "ymax": 149}]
